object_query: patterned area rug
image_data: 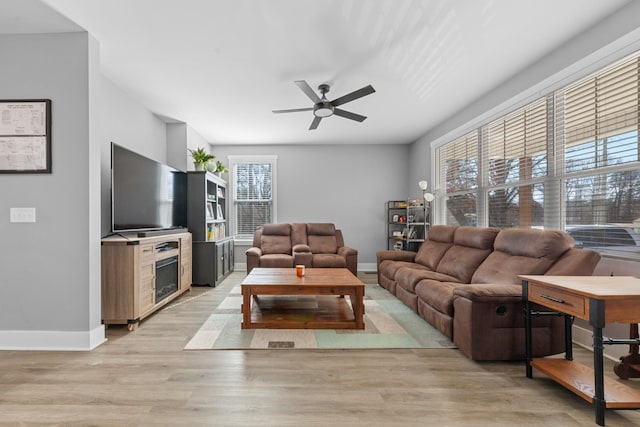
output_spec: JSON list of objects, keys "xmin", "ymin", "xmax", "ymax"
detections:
[{"xmin": 184, "ymin": 282, "xmax": 456, "ymax": 350}]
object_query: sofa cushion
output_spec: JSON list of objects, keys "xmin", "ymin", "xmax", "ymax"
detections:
[
  {"xmin": 415, "ymin": 279, "xmax": 465, "ymax": 317},
  {"xmin": 307, "ymin": 223, "xmax": 339, "ymax": 254},
  {"xmin": 259, "ymin": 254, "xmax": 294, "ymax": 268},
  {"xmin": 395, "ymin": 267, "xmax": 460, "ymax": 293},
  {"xmin": 414, "ymin": 225, "xmax": 457, "ymax": 269},
  {"xmin": 435, "ymin": 227, "xmax": 499, "ymax": 283},
  {"xmin": 379, "ymin": 260, "xmax": 431, "ymax": 280},
  {"xmin": 471, "ymin": 228, "xmax": 575, "ymax": 285},
  {"xmin": 260, "ymin": 223, "xmax": 292, "ymax": 255},
  {"xmin": 312, "ymin": 253, "xmax": 347, "ymax": 268}
]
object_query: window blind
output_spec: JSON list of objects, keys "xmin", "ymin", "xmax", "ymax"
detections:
[
  {"xmin": 557, "ymin": 55, "xmax": 640, "ymax": 256},
  {"xmin": 233, "ymin": 161, "xmax": 273, "ymax": 238},
  {"xmin": 437, "ymin": 131, "xmax": 479, "ymax": 226},
  {"xmin": 485, "ymin": 98, "xmax": 548, "ymax": 228}
]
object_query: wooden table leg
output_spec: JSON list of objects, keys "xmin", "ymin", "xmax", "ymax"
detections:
[
  {"xmin": 241, "ymin": 286, "xmax": 251, "ymax": 329},
  {"xmin": 352, "ymin": 286, "xmax": 365, "ymax": 329}
]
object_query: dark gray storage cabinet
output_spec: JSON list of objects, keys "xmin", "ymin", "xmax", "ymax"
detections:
[{"xmin": 187, "ymin": 171, "xmax": 234, "ymax": 286}]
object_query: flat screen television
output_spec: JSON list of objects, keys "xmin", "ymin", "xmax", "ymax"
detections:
[{"xmin": 111, "ymin": 143, "xmax": 187, "ymax": 233}]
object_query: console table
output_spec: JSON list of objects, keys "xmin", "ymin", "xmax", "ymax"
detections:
[{"xmin": 521, "ymin": 275, "xmax": 640, "ymax": 426}]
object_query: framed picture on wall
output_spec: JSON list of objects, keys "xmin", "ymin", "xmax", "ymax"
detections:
[{"xmin": 0, "ymin": 99, "xmax": 52, "ymax": 173}]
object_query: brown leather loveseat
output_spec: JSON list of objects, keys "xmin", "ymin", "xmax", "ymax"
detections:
[
  {"xmin": 376, "ymin": 225, "xmax": 601, "ymax": 361},
  {"xmin": 246, "ymin": 223, "xmax": 358, "ymax": 276}
]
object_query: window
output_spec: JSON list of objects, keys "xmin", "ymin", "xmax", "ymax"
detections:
[
  {"xmin": 435, "ymin": 52, "xmax": 640, "ymax": 258},
  {"xmin": 228, "ymin": 155, "xmax": 277, "ymax": 240},
  {"xmin": 437, "ymin": 131, "xmax": 479, "ymax": 226},
  {"xmin": 558, "ymin": 56, "xmax": 640, "ymax": 256},
  {"xmin": 485, "ymin": 98, "xmax": 548, "ymax": 228}
]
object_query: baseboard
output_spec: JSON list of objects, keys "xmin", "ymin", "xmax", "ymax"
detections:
[
  {"xmin": 359, "ymin": 263, "xmax": 377, "ymax": 273},
  {"xmin": 0, "ymin": 325, "xmax": 106, "ymax": 351}
]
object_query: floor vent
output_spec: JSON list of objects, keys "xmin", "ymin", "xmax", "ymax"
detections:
[{"xmin": 268, "ymin": 341, "xmax": 295, "ymax": 349}]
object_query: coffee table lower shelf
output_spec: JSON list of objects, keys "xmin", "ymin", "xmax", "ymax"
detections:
[
  {"xmin": 531, "ymin": 358, "xmax": 640, "ymax": 409},
  {"xmin": 246, "ymin": 294, "xmax": 361, "ymax": 329}
]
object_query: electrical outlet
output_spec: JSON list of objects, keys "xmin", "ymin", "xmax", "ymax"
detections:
[{"xmin": 10, "ymin": 207, "xmax": 36, "ymax": 223}]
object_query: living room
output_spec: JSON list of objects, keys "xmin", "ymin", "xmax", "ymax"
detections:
[{"xmin": 2, "ymin": 1, "xmax": 640, "ymax": 424}]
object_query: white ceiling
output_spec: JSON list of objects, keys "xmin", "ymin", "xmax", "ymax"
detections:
[{"xmin": 1, "ymin": 0, "xmax": 632, "ymax": 145}]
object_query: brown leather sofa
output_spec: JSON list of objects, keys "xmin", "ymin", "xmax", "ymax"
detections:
[
  {"xmin": 376, "ymin": 225, "xmax": 601, "ymax": 361},
  {"xmin": 246, "ymin": 223, "xmax": 358, "ymax": 276}
]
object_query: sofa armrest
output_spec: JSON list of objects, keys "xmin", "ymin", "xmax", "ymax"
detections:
[
  {"xmin": 337, "ymin": 246, "xmax": 358, "ymax": 257},
  {"xmin": 245, "ymin": 247, "xmax": 262, "ymax": 274},
  {"xmin": 293, "ymin": 244, "xmax": 311, "ymax": 253},
  {"xmin": 246, "ymin": 247, "xmax": 262, "ymax": 257},
  {"xmin": 294, "ymin": 252, "xmax": 312, "ymax": 268},
  {"xmin": 337, "ymin": 246, "xmax": 358, "ymax": 276}
]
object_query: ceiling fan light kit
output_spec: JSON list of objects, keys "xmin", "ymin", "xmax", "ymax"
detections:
[{"xmin": 273, "ymin": 80, "xmax": 375, "ymax": 130}]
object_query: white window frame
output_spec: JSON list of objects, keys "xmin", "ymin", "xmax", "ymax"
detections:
[{"xmin": 228, "ymin": 155, "xmax": 278, "ymax": 242}]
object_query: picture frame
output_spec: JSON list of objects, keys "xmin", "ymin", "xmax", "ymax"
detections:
[
  {"xmin": 206, "ymin": 202, "xmax": 214, "ymax": 220},
  {"xmin": 0, "ymin": 99, "xmax": 52, "ymax": 173},
  {"xmin": 392, "ymin": 214, "xmax": 399, "ymax": 222},
  {"xmin": 217, "ymin": 204, "xmax": 224, "ymax": 220}
]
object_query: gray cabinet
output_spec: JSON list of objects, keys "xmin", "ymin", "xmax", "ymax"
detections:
[{"xmin": 187, "ymin": 172, "xmax": 234, "ymax": 286}]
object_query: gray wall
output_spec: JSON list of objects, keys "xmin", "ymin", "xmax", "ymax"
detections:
[
  {"xmin": 0, "ymin": 32, "xmax": 103, "ymax": 349},
  {"xmin": 100, "ymin": 77, "xmax": 169, "ymax": 237},
  {"xmin": 211, "ymin": 144, "xmax": 410, "ymax": 270},
  {"xmin": 412, "ymin": 1, "xmax": 640, "ymax": 162}
]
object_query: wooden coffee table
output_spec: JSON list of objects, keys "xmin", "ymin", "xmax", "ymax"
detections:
[{"xmin": 241, "ymin": 268, "xmax": 365, "ymax": 329}]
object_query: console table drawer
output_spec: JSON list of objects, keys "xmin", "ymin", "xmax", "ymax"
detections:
[{"xmin": 528, "ymin": 284, "xmax": 587, "ymax": 318}]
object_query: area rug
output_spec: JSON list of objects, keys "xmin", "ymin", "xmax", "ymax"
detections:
[{"xmin": 184, "ymin": 282, "xmax": 456, "ymax": 350}]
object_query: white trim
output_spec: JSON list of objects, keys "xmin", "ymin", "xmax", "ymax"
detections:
[{"xmin": 0, "ymin": 325, "xmax": 106, "ymax": 351}]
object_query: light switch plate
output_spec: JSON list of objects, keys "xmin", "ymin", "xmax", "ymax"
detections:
[{"xmin": 10, "ymin": 207, "xmax": 36, "ymax": 223}]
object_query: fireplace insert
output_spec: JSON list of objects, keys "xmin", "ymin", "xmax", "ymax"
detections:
[{"xmin": 155, "ymin": 255, "xmax": 179, "ymax": 303}]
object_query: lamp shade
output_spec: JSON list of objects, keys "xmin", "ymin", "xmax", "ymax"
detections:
[
  {"xmin": 418, "ymin": 180, "xmax": 428, "ymax": 190},
  {"xmin": 424, "ymin": 192, "xmax": 435, "ymax": 202}
]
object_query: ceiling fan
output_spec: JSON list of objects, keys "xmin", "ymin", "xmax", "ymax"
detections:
[{"xmin": 272, "ymin": 80, "xmax": 376, "ymax": 130}]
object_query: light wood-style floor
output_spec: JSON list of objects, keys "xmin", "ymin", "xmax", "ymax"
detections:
[{"xmin": 2, "ymin": 271, "xmax": 640, "ymax": 426}]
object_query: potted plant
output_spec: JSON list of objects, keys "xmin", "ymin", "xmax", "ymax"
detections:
[
  {"xmin": 188, "ymin": 147, "xmax": 215, "ymax": 171},
  {"xmin": 214, "ymin": 160, "xmax": 229, "ymax": 176}
]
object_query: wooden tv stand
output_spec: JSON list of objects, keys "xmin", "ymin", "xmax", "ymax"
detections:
[{"xmin": 101, "ymin": 231, "xmax": 192, "ymax": 331}]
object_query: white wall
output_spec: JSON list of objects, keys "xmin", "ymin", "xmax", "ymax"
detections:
[
  {"xmin": 100, "ymin": 77, "xmax": 169, "ymax": 236},
  {"xmin": 0, "ymin": 32, "xmax": 104, "ymax": 350},
  {"xmin": 211, "ymin": 144, "xmax": 409, "ymax": 270}
]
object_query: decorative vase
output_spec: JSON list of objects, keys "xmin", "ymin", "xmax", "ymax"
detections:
[{"xmin": 194, "ymin": 162, "xmax": 204, "ymax": 171}]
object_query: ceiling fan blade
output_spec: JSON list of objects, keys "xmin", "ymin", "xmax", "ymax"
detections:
[
  {"xmin": 333, "ymin": 108, "xmax": 367, "ymax": 122},
  {"xmin": 272, "ymin": 107, "xmax": 314, "ymax": 114},
  {"xmin": 331, "ymin": 85, "xmax": 375, "ymax": 107},
  {"xmin": 309, "ymin": 116, "xmax": 322, "ymax": 130},
  {"xmin": 295, "ymin": 80, "xmax": 322, "ymax": 103}
]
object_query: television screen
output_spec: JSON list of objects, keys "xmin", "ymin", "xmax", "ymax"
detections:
[{"xmin": 111, "ymin": 143, "xmax": 187, "ymax": 232}]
